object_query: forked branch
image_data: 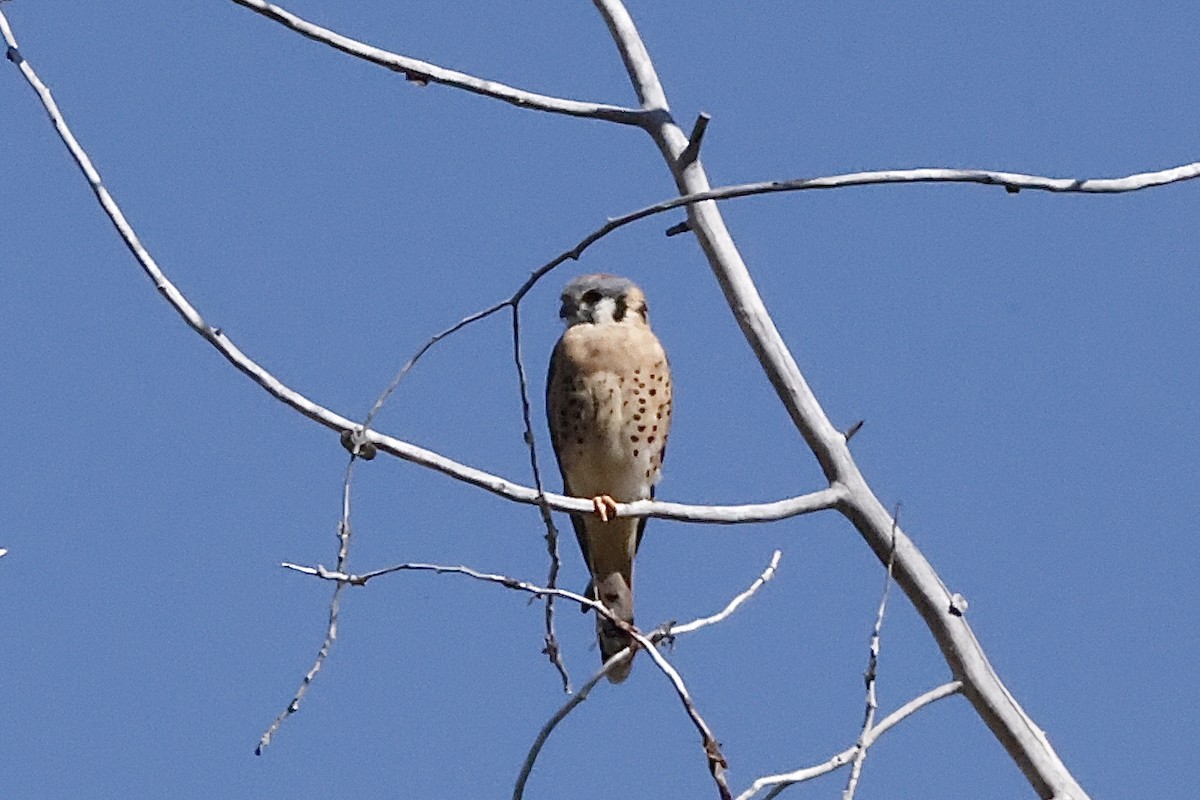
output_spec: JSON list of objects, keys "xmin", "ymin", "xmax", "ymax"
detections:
[
  {"xmin": 735, "ymin": 681, "xmax": 964, "ymax": 800},
  {"xmin": 590, "ymin": 0, "xmax": 1093, "ymax": 797}
]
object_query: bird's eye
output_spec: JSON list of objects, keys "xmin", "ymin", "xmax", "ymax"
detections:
[{"xmin": 581, "ymin": 289, "xmax": 603, "ymax": 305}]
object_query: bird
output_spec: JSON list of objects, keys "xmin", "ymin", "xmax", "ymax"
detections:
[{"xmin": 546, "ymin": 273, "xmax": 672, "ymax": 682}]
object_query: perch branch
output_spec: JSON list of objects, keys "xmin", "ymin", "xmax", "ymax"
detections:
[
  {"xmin": 590, "ymin": 1, "xmax": 1093, "ymax": 798},
  {"xmin": 0, "ymin": 11, "xmax": 844, "ymax": 528},
  {"xmin": 228, "ymin": 0, "xmax": 647, "ymax": 125}
]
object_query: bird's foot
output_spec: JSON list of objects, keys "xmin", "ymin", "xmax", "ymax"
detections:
[{"xmin": 591, "ymin": 494, "xmax": 619, "ymax": 522}]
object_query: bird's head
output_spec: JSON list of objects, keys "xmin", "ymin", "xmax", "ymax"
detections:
[{"xmin": 558, "ymin": 273, "xmax": 648, "ymax": 327}]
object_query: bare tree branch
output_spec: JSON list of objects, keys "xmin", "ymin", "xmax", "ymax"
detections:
[
  {"xmin": 588, "ymin": 2, "xmax": 1092, "ymax": 798},
  {"xmin": 592, "ymin": 161, "xmax": 1200, "ymax": 241},
  {"xmin": 257, "ymin": 462, "xmax": 358, "ymax": 754},
  {"xmin": 669, "ymin": 549, "xmax": 781, "ymax": 636},
  {"xmin": 636, "ymin": 626, "xmax": 732, "ymax": 799},
  {"xmin": 283, "ymin": 557, "xmax": 731, "ymax": 798},
  {"xmin": 228, "ymin": 0, "xmax": 647, "ymax": 125},
  {"xmin": 842, "ymin": 512, "xmax": 898, "ymax": 800},
  {"xmin": 515, "ymin": 551, "xmax": 781, "ymax": 800},
  {"xmin": 512, "ymin": 660, "xmax": 612, "ymax": 800},
  {"xmin": 510, "ymin": 304, "xmax": 572, "ymax": 693},
  {"xmin": 0, "ymin": 6, "xmax": 846, "ymax": 529},
  {"xmin": 7, "ymin": 6, "xmax": 1177, "ymax": 794},
  {"xmin": 649, "ymin": 163, "xmax": 1200, "ymax": 208},
  {"xmin": 736, "ymin": 681, "xmax": 965, "ymax": 800}
]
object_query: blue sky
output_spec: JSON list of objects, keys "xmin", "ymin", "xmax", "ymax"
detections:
[{"xmin": 2, "ymin": 2, "xmax": 1197, "ymax": 798}]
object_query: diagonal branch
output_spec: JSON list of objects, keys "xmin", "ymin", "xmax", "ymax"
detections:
[
  {"xmin": 228, "ymin": 0, "xmax": 647, "ymax": 125},
  {"xmin": 669, "ymin": 549, "xmax": 781, "ymax": 636},
  {"xmin": 736, "ymin": 681, "xmax": 964, "ymax": 800},
  {"xmin": 589, "ymin": 2, "xmax": 1094, "ymax": 798}
]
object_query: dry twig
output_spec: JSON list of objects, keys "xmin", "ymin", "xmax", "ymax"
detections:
[{"xmin": 737, "ymin": 681, "xmax": 964, "ymax": 800}]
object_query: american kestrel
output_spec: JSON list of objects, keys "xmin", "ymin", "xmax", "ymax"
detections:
[{"xmin": 546, "ymin": 274, "xmax": 672, "ymax": 682}]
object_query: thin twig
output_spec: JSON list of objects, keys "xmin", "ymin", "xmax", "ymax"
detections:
[
  {"xmin": 510, "ymin": 304, "xmax": 572, "ymax": 693},
  {"xmin": 670, "ymin": 549, "xmax": 781, "ymax": 636},
  {"xmin": 512, "ymin": 659, "xmax": 620, "ymax": 800},
  {"xmin": 635, "ymin": 629, "xmax": 732, "ymax": 800},
  {"xmin": 736, "ymin": 681, "xmax": 964, "ymax": 800},
  {"xmin": 362, "ymin": 300, "xmax": 510, "ymax": 430},
  {"xmin": 841, "ymin": 507, "xmax": 899, "ymax": 799},
  {"xmin": 284, "ymin": 560, "xmax": 603, "ymax": 609},
  {"xmin": 256, "ymin": 582, "xmax": 345, "ymax": 755},
  {"xmin": 257, "ymin": 461, "xmax": 358, "ymax": 754},
  {"xmin": 228, "ymin": 0, "xmax": 647, "ymax": 125},
  {"xmin": 515, "ymin": 550, "xmax": 783, "ymax": 799}
]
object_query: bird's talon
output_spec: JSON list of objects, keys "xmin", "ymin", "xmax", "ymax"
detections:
[{"xmin": 591, "ymin": 495, "xmax": 618, "ymax": 522}]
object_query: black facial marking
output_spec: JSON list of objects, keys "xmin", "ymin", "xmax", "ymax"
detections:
[{"xmin": 613, "ymin": 294, "xmax": 628, "ymax": 322}]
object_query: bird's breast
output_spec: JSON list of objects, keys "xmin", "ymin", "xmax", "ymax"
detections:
[{"xmin": 549, "ymin": 322, "xmax": 672, "ymax": 502}]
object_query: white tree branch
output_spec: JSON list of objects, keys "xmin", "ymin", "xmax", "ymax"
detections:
[
  {"xmin": 843, "ymin": 520, "xmax": 897, "ymax": 800},
  {"xmin": 228, "ymin": 0, "xmax": 647, "ymax": 125},
  {"xmin": 655, "ymin": 163, "xmax": 1200, "ymax": 205},
  {"xmin": 512, "ymin": 660, "xmax": 614, "ymax": 800},
  {"xmin": 669, "ymin": 549, "xmax": 781, "ymax": 636},
  {"xmin": 6, "ymin": 6, "xmax": 1175, "ymax": 794},
  {"xmin": 257, "ymin": 458, "xmax": 360, "ymax": 753},
  {"xmin": 0, "ymin": 12, "xmax": 844, "ymax": 530},
  {"xmin": 735, "ymin": 681, "xmax": 964, "ymax": 800},
  {"xmin": 590, "ymin": 2, "xmax": 1093, "ymax": 798}
]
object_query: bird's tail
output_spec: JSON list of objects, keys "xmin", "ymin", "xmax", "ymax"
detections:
[{"xmin": 592, "ymin": 571, "xmax": 635, "ymax": 683}]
